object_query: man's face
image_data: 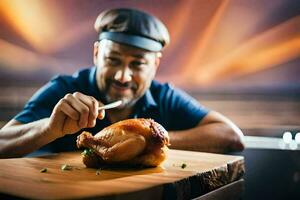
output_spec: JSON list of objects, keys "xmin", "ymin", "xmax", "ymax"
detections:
[{"xmin": 94, "ymin": 39, "xmax": 160, "ymax": 108}]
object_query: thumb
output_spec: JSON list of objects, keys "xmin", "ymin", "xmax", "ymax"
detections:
[{"xmin": 98, "ymin": 109, "xmax": 105, "ymax": 120}]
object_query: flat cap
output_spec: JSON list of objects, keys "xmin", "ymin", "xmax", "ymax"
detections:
[{"xmin": 94, "ymin": 8, "xmax": 170, "ymax": 52}]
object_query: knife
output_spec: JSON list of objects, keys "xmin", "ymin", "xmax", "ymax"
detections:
[{"xmin": 98, "ymin": 100, "xmax": 122, "ymax": 110}]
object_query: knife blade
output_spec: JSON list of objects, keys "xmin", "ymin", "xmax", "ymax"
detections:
[{"xmin": 98, "ymin": 100, "xmax": 122, "ymax": 110}]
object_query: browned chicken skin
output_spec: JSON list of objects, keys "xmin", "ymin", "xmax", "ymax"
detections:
[{"xmin": 77, "ymin": 118, "xmax": 170, "ymax": 168}]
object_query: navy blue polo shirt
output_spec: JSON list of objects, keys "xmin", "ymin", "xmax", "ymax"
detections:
[{"xmin": 15, "ymin": 66, "xmax": 209, "ymax": 152}]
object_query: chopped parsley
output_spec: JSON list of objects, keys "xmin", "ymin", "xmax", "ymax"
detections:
[
  {"xmin": 96, "ymin": 169, "xmax": 101, "ymax": 175},
  {"xmin": 181, "ymin": 163, "xmax": 187, "ymax": 169},
  {"xmin": 61, "ymin": 164, "xmax": 72, "ymax": 171},
  {"xmin": 40, "ymin": 168, "xmax": 47, "ymax": 173},
  {"xmin": 81, "ymin": 149, "xmax": 94, "ymax": 156}
]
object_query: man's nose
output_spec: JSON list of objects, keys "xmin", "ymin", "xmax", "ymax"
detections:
[{"xmin": 114, "ymin": 67, "xmax": 132, "ymax": 83}]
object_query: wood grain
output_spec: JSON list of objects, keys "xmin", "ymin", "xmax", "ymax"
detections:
[{"xmin": 0, "ymin": 150, "xmax": 244, "ymax": 200}]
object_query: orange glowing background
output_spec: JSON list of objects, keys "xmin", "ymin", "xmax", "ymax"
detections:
[{"xmin": 0, "ymin": 0, "xmax": 299, "ymax": 93}]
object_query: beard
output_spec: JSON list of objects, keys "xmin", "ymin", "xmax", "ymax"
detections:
[{"xmin": 102, "ymin": 79, "xmax": 140, "ymax": 109}]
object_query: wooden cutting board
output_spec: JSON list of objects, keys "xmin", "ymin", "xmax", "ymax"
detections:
[{"xmin": 0, "ymin": 150, "xmax": 244, "ymax": 200}]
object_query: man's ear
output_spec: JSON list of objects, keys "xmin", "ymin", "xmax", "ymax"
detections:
[
  {"xmin": 93, "ymin": 41, "xmax": 100, "ymax": 65},
  {"xmin": 154, "ymin": 52, "xmax": 162, "ymax": 69}
]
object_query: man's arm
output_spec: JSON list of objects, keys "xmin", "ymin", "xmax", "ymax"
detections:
[
  {"xmin": 0, "ymin": 119, "xmax": 58, "ymax": 158},
  {"xmin": 0, "ymin": 92, "xmax": 105, "ymax": 158},
  {"xmin": 168, "ymin": 111, "xmax": 245, "ymax": 153}
]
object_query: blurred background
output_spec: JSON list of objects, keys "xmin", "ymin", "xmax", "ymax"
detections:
[{"xmin": 0, "ymin": 0, "xmax": 300, "ymax": 199}]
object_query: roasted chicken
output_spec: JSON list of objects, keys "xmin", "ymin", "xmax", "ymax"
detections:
[{"xmin": 77, "ymin": 118, "xmax": 170, "ymax": 168}]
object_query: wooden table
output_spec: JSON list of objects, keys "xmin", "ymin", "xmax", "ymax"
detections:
[{"xmin": 0, "ymin": 150, "xmax": 244, "ymax": 200}]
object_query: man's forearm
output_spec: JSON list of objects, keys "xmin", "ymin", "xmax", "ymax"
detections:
[
  {"xmin": 0, "ymin": 118, "xmax": 58, "ymax": 158},
  {"xmin": 169, "ymin": 122, "xmax": 244, "ymax": 153}
]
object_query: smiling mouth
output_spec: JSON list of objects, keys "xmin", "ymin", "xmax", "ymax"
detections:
[{"xmin": 111, "ymin": 81, "xmax": 132, "ymax": 92}]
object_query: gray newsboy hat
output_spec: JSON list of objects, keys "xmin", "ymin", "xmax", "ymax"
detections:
[{"xmin": 94, "ymin": 8, "xmax": 170, "ymax": 52}]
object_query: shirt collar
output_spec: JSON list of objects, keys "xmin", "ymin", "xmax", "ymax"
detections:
[
  {"xmin": 139, "ymin": 84, "xmax": 157, "ymax": 109},
  {"xmin": 89, "ymin": 66, "xmax": 102, "ymax": 99}
]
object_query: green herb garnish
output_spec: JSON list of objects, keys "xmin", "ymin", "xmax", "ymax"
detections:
[
  {"xmin": 181, "ymin": 163, "xmax": 187, "ymax": 169},
  {"xmin": 40, "ymin": 168, "xmax": 47, "ymax": 173},
  {"xmin": 96, "ymin": 169, "xmax": 101, "ymax": 175},
  {"xmin": 81, "ymin": 149, "xmax": 94, "ymax": 156},
  {"xmin": 61, "ymin": 164, "xmax": 72, "ymax": 171}
]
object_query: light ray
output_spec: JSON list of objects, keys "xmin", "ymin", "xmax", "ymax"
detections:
[
  {"xmin": 0, "ymin": 0, "xmax": 61, "ymax": 53},
  {"xmin": 0, "ymin": 39, "xmax": 80, "ymax": 73},
  {"xmin": 192, "ymin": 16, "xmax": 300, "ymax": 84},
  {"xmin": 181, "ymin": 0, "xmax": 229, "ymax": 77}
]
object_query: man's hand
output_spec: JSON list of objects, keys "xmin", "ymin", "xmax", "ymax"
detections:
[
  {"xmin": 48, "ymin": 92, "xmax": 105, "ymax": 138},
  {"xmin": 0, "ymin": 92, "xmax": 106, "ymax": 158}
]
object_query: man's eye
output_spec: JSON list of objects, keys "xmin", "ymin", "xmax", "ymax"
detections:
[
  {"xmin": 131, "ymin": 61, "xmax": 146, "ymax": 69},
  {"xmin": 105, "ymin": 57, "xmax": 120, "ymax": 66}
]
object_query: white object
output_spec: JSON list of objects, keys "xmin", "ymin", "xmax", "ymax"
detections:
[
  {"xmin": 98, "ymin": 100, "xmax": 122, "ymax": 110},
  {"xmin": 295, "ymin": 132, "xmax": 300, "ymax": 144},
  {"xmin": 283, "ymin": 131, "xmax": 292, "ymax": 144},
  {"xmin": 289, "ymin": 141, "xmax": 298, "ymax": 150}
]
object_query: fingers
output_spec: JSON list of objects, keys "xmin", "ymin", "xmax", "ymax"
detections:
[
  {"xmin": 73, "ymin": 92, "xmax": 99, "ymax": 127},
  {"xmin": 63, "ymin": 93, "xmax": 89, "ymax": 128},
  {"xmin": 57, "ymin": 92, "xmax": 104, "ymax": 129},
  {"xmin": 56, "ymin": 99, "xmax": 80, "ymax": 121}
]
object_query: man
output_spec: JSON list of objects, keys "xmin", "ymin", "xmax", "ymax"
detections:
[{"xmin": 0, "ymin": 8, "xmax": 244, "ymax": 158}]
